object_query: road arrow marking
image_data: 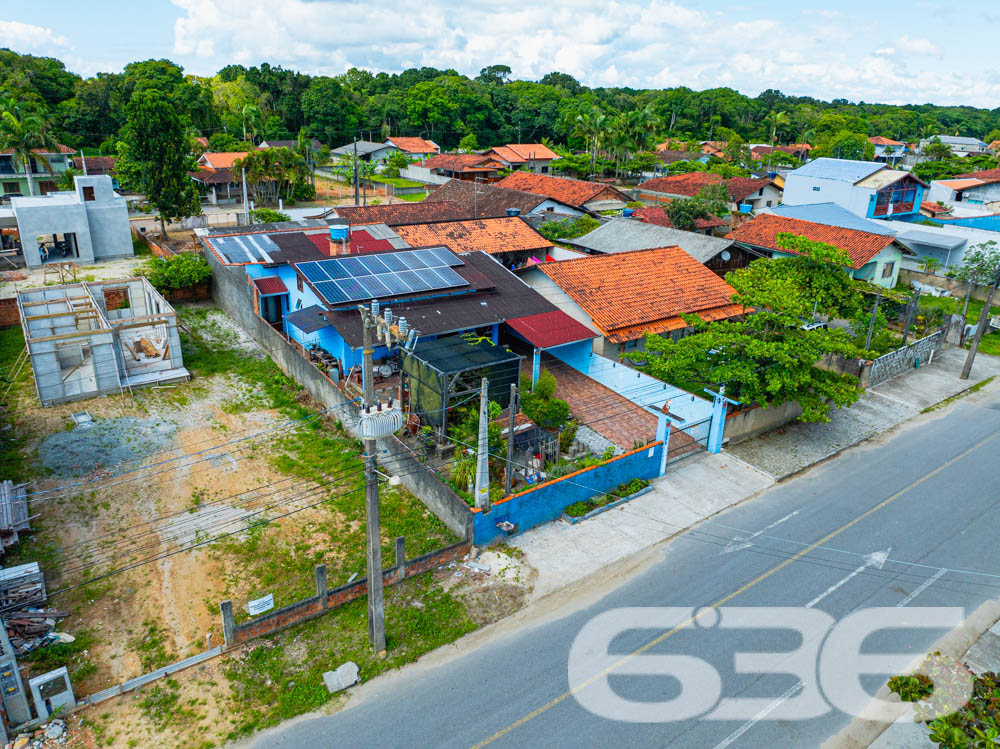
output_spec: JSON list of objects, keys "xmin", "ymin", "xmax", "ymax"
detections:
[
  {"xmin": 710, "ymin": 681, "xmax": 805, "ymax": 749},
  {"xmin": 805, "ymin": 548, "xmax": 891, "ymax": 609},
  {"xmin": 721, "ymin": 510, "xmax": 800, "ymax": 553}
]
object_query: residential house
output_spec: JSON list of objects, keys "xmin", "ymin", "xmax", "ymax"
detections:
[
  {"xmin": 417, "ymin": 153, "xmax": 503, "ymax": 182},
  {"xmin": 483, "ymin": 143, "xmax": 560, "ymax": 174},
  {"xmin": 72, "ymin": 156, "xmax": 119, "ymax": 189},
  {"xmin": 424, "ymin": 178, "xmax": 585, "ymax": 217},
  {"xmin": 920, "ymin": 201, "xmax": 953, "ymax": 218},
  {"xmin": 645, "ymin": 150, "xmax": 709, "ymax": 178},
  {"xmin": 392, "ymin": 216, "xmax": 554, "ymax": 270},
  {"xmin": 918, "ymin": 135, "xmax": 989, "ymax": 157},
  {"xmin": 521, "ymin": 246, "xmax": 743, "ymax": 358},
  {"xmin": 869, "ymin": 136, "xmax": 906, "ymax": 166},
  {"xmin": 925, "ymin": 178, "xmax": 988, "ymax": 207},
  {"xmin": 330, "ymin": 141, "xmax": 395, "ymax": 163},
  {"xmin": 190, "ymin": 151, "xmax": 249, "ymax": 205},
  {"xmin": 1, "ymin": 143, "xmax": 75, "ymax": 199},
  {"xmin": 259, "ymin": 138, "xmax": 323, "ymax": 152},
  {"xmin": 384, "ymin": 137, "xmax": 441, "ymax": 160},
  {"xmin": 749, "ymin": 143, "xmax": 812, "ymax": 162},
  {"xmin": 324, "ymin": 201, "xmax": 469, "ymax": 226},
  {"xmin": 5, "ymin": 175, "xmax": 132, "ymax": 268},
  {"xmin": 781, "ymin": 158, "xmax": 927, "ymax": 220},
  {"xmin": 728, "ymin": 212, "xmax": 913, "ymax": 287},
  {"xmin": 629, "ymin": 205, "xmax": 729, "ymax": 236},
  {"xmin": 496, "ymin": 172, "xmax": 628, "ymax": 212},
  {"xmin": 563, "ymin": 217, "xmax": 746, "ymax": 276},
  {"xmin": 636, "ymin": 173, "xmax": 782, "ymax": 213},
  {"xmin": 194, "ymin": 136, "xmax": 209, "ymax": 150},
  {"xmin": 946, "ymin": 167, "xmax": 1000, "ymax": 208}
]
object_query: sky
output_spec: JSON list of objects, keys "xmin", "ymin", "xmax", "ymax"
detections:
[{"xmin": 3, "ymin": 0, "xmax": 1000, "ymax": 108}]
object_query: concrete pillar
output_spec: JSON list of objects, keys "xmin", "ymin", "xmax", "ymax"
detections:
[
  {"xmin": 707, "ymin": 390, "xmax": 729, "ymax": 454},
  {"xmin": 532, "ymin": 348, "xmax": 541, "ymax": 390},
  {"xmin": 944, "ymin": 313, "xmax": 965, "ymax": 347},
  {"xmin": 655, "ymin": 410, "xmax": 669, "ymax": 476},
  {"xmin": 220, "ymin": 600, "xmax": 235, "ymax": 649},
  {"xmin": 490, "ymin": 323, "xmax": 499, "ymax": 345},
  {"xmin": 395, "ymin": 536, "xmax": 406, "ymax": 582},
  {"xmin": 315, "ymin": 564, "xmax": 328, "ymax": 610}
]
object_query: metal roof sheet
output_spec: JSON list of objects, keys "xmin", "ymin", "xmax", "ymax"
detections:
[
  {"xmin": 506, "ymin": 310, "xmax": 597, "ymax": 349},
  {"xmin": 789, "ymin": 158, "xmax": 885, "ymax": 184},
  {"xmin": 284, "ymin": 305, "xmax": 330, "ymax": 334},
  {"xmin": 768, "ymin": 202, "xmax": 897, "ymax": 236},
  {"xmin": 896, "ymin": 230, "xmax": 965, "ymax": 251},
  {"xmin": 567, "ymin": 218, "xmax": 734, "ymax": 263}
]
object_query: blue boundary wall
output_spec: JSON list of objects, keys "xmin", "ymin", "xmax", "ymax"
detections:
[{"xmin": 472, "ymin": 441, "xmax": 664, "ymax": 545}]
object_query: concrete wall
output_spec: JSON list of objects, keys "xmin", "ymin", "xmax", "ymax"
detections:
[
  {"xmin": 471, "ymin": 441, "xmax": 664, "ymax": 545},
  {"xmin": 205, "ymin": 249, "xmax": 473, "ymax": 539},
  {"xmin": 78, "ymin": 177, "xmax": 133, "ymax": 260},
  {"xmin": 399, "ymin": 166, "xmax": 449, "ymax": 185},
  {"xmin": 723, "ymin": 401, "xmax": 803, "ymax": 444},
  {"xmin": 15, "ymin": 200, "xmax": 94, "ymax": 267}
]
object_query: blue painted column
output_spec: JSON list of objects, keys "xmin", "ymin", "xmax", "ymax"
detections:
[
  {"xmin": 491, "ymin": 323, "xmax": 499, "ymax": 345},
  {"xmin": 532, "ymin": 348, "xmax": 541, "ymax": 390},
  {"xmin": 705, "ymin": 386, "xmax": 740, "ymax": 454},
  {"xmin": 655, "ymin": 409, "xmax": 669, "ymax": 476}
]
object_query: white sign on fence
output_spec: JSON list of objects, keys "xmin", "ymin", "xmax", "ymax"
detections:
[{"xmin": 247, "ymin": 593, "xmax": 274, "ymax": 616}]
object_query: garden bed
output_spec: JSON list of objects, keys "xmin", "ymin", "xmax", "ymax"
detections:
[{"xmin": 562, "ymin": 478, "xmax": 651, "ymax": 522}]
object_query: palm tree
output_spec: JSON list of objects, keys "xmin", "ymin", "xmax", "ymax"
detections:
[
  {"xmin": 241, "ymin": 103, "xmax": 262, "ymax": 144},
  {"xmin": 766, "ymin": 110, "xmax": 790, "ymax": 170},
  {"xmin": 0, "ymin": 105, "xmax": 60, "ymax": 197},
  {"xmin": 573, "ymin": 107, "xmax": 607, "ymax": 179}
]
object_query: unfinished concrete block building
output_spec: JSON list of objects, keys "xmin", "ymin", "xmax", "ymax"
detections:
[{"xmin": 16, "ymin": 278, "xmax": 188, "ymax": 406}]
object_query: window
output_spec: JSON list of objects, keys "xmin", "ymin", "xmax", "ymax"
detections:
[
  {"xmin": 541, "ymin": 166, "xmax": 549, "ymax": 174},
  {"xmin": 766, "ymin": 200, "xmax": 773, "ymax": 207},
  {"xmin": 82, "ymin": 186, "xmax": 95, "ymax": 201},
  {"xmin": 2, "ymin": 182, "xmax": 17, "ymax": 194},
  {"xmin": 296, "ymin": 274, "xmax": 303, "ymax": 292},
  {"xmin": 623, "ymin": 339, "xmax": 639, "ymax": 352},
  {"xmin": 882, "ymin": 261, "xmax": 895, "ymax": 279},
  {"xmin": 812, "ymin": 186, "xmax": 821, "ymax": 192},
  {"xmin": 904, "ymin": 188, "xmax": 915, "ymax": 203}
]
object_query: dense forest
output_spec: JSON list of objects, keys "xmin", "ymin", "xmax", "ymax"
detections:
[{"xmin": 3, "ymin": 48, "xmax": 1000, "ymax": 156}]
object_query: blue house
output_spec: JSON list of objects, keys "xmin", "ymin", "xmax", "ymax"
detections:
[{"xmin": 782, "ymin": 158, "xmax": 928, "ymax": 221}]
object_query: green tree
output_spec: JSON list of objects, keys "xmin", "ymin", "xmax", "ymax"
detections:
[
  {"xmin": 249, "ymin": 207, "xmax": 290, "ymax": 223},
  {"xmin": 301, "ymin": 76, "xmax": 362, "ymax": 145},
  {"xmin": 475, "ymin": 65, "xmax": 512, "ymax": 86},
  {"xmin": 955, "ymin": 241, "xmax": 1000, "ymax": 317},
  {"xmin": 665, "ymin": 183, "xmax": 730, "ymax": 230},
  {"xmin": 923, "ymin": 136, "xmax": 954, "ymax": 161},
  {"xmin": 0, "ymin": 103, "xmax": 61, "ymax": 196},
  {"xmin": 520, "ymin": 370, "xmax": 570, "ymax": 428},
  {"xmin": 630, "ymin": 238, "xmax": 871, "ymax": 422},
  {"xmin": 115, "ymin": 90, "xmax": 201, "ymax": 237},
  {"xmin": 458, "ymin": 132, "xmax": 479, "ymax": 152}
]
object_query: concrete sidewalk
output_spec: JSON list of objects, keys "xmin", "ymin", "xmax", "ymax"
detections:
[
  {"xmin": 511, "ymin": 451, "xmax": 774, "ymax": 599},
  {"xmin": 510, "ymin": 348, "xmax": 1000, "ymax": 602},
  {"xmin": 729, "ymin": 348, "xmax": 1000, "ymax": 480}
]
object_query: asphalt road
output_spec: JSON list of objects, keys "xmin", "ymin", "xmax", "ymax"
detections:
[{"xmin": 247, "ymin": 388, "xmax": 1000, "ymax": 749}]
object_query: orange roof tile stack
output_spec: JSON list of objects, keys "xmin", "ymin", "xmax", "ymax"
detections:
[
  {"xmin": 728, "ymin": 213, "xmax": 896, "ymax": 269},
  {"xmin": 393, "ymin": 216, "xmax": 552, "ymax": 255},
  {"xmin": 538, "ymin": 246, "xmax": 742, "ymax": 343}
]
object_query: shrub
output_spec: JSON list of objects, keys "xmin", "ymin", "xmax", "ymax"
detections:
[
  {"xmin": 250, "ymin": 207, "xmax": 291, "ymax": 224},
  {"xmin": 536, "ymin": 216, "xmax": 600, "ymax": 242},
  {"xmin": 292, "ymin": 182, "xmax": 315, "ymax": 201},
  {"xmin": 143, "ymin": 253, "xmax": 213, "ymax": 292}
]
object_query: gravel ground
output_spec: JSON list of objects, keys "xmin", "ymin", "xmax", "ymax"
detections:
[{"xmin": 37, "ymin": 416, "xmax": 178, "ymax": 477}]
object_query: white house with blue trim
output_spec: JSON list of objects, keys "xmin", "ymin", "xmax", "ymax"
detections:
[{"xmin": 782, "ymin": 158, "xmax": 928, "ymax": 221}]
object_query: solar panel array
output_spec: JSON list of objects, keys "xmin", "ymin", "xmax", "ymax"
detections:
[{"xmin": 297, "ymin": 248, "xmax": 468, "ymax": 306}]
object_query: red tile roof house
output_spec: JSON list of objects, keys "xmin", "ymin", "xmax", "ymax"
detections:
[
  {"xmin": 496, "ymin": 172, "xmax": 629, "ymax": 212},
  {"xmin": 520, "ymin": 246, "xmax": 744, "ymax": 359},
  {"xmin": 484, "ymin": 143, "xmax": 560, "ymax": 174},
  {"xmin": 190, "ymin": 151, "xmax": 251, "ymax": 206},
  {"xmin": 418, "ymin": 153, "xmax": 503, "ymax": 182},
  {"xmin": 728, "ymin": 212, "xmax": 914, "ymax": 288},
  {"xmin": 384, "ymin": 137, "xmax": 441, "ymax": 159},
  {"xmin": 393, "ymin": 216, "xmax": 554, "ymax": 270},
  {"xmin": 631, "ymin": 205, "xmax": 728, "ymax": 236},
  {"xmin": 636, "ymin": 173, "xmax": 782, "ymax": 214}
]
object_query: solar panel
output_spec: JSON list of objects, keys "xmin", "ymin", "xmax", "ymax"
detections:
[
  {"xmin": 432, "ymin": 266, "xmax": 468, "ymax": 287},
  {"xmin": 429, "ymin": 247, "xmax": 463, "ymax": 267},
  {"xmin": 358, "ymin": 276, "xmax": 391, "ymax": 298},
  {"xmin": 413, "ymin": 249, "xmax": 442, "ymax": 268},
  {"xmin": 378, "ymin": 253, "xmax": 409, "ymax": 272},
  {"xmin": 359, "ymin": 256, "xmax": 389, "ymax": 274},
  {"xmin": 313, "ymin": 281, "xmax": 348, "ymax": 305},
  {"xmin": 338, "ymin": 256, "xmax": 371, "ymax": 277},
  {"xmin": 318, "ymin": 260, "xmax": 350, "ymax": 280},
  {"xmin": 379, "ymin": 273, "xmax": 410, "ymax": 296},
  {"xmin": 336, "ymin": 277, "xmax": 368, "ymax": 302},
  {"xmin": 396, "ymin": 270, "xmax": 433, "ymax": 291},
  {"xmin": 298, "ymin": 262, "xmax": 329, "ymax": 284},
  {"xmin": 399, "ymin": 253, "xmax": 428, "ymax": 270}
]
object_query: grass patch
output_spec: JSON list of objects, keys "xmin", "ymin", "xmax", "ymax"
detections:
[
  {"xmin": 917, "ymin": 296, "xmax": 1000, "ymax": 357},
  {"xmin": 131, "ymin": 619, "xmax": 175, "ymax": 672},
  {"xmin": 564, "ymin": 478, "xmax": 650, "ymax": 517},
  {"xmin": 922, "ymin": 376, "xmax": 996, "ymax": 413},
  {"xmin": 368, "ymin": 175, "xmax": 423, "ymax": 188},
  {"xmin": 397, "ymin": 192, "xmax": 426, "ymax": 202},
  {"xmin": 0, "ymin": 326, "xmax": 31, "ymax": 482},
  {"xmin": 223, "ymin": 572, "xmax": 475, "ymax": 740}
]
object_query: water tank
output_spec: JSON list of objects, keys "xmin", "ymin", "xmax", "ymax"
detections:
[
  {"xmin": 506, "ymin": 208, "xmax": 521, "ymax": 217},
  {"xmin": 622, "ymin": 208, "xmax": 634, "ymax": 218},
  {"xmin": 329, "ymin": 225, "xmax": 349, "ymax": 241}
]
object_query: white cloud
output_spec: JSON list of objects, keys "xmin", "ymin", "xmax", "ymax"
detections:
[
  {"xmin": 0, "ymin": 20, "xmax": 70, "ymax": 52},
  {"xmin": 895, "ymin": 35, "xmax": 943, "ymax": 58},
  {"xmin": 166, "ymin": 0, "xmax": 1000, "ymax": 107}
]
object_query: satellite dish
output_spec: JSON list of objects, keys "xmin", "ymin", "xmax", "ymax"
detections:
[{"xmin": 721, "ymin": 250, "xmax": 732, "ymax": 261}]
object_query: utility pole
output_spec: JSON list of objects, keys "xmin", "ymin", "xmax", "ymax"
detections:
[
  {"xmin": 360, "ymin": 307, "xmax": 386, "ymax": 656},
  {"xmin": 473, "ymin": 378, "xmax": 490, "ymax": 511},
  {"xmin": 505, "ymin": 383, "xmax": 518, "ymax": 496},
  {"xmin": 865, "ymin": 286, "xmax": 882, "ymax": 351},
  {"xmin": 961, "ymin": 272, "xmax": 1000, "ymax": 380},
  {"xmin": 241, "ymin": 167, "xmax": 250, "ymax": 226},
  {"xmin": 353, "ymin": 137, "xmax": 360, "ymax": 207},
  {"xmin": 902, "ymin": 290, "xmax": 920, "ymax": 346}
]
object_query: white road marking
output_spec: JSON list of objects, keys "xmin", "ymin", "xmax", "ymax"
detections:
[
  {"xmin": 721, "ymin": 510, "xmax": 800, "ymax": 554},
  {"xmin": 896, "ymin": 568, "xmax": 946, "ymax": 607},
  {"xmin": 805, "ymin": 548, "xmax": 892, "ymax": 609},
  {"xmin": 710, "ymin": 681, "xmax": 805, "ymax": 749}
]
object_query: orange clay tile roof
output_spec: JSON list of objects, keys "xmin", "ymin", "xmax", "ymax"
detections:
[
  {"xmin": 420, "ymin": 153, "xmax": 496, "ymax": 172},
  {"xmin": 936, "ymin": 178, "xmax": 985, "ymax": 190},
  {"xmin": 728, "ymin": 213, "xmax": 895, "ymax": 269},
  {"xmin": 495, "ymin": 172, "xmax": 627, "ymax": 208},
  {"xmin": 727, "ymin": 177, "xmax": 774, "ymax": 201},
  {"xmin": 199, "ymin": 152, "xmax": 249, "ymax": 169},
  {"xmin": 637, "ymin": 172, "xmax": 724, "ymax": 196},
  {"xmin": 387, "ymin": 136, "xmax": 439, "ymax": 154},
  {"xmin": 869, "ymin": 136, "xmax": 905, "ymax": 146},
  {"xmin": 954, "ymin": 167, "xmax": 1000, "ymax": 185},
  {"xmin": 921, "ymin": 201, "xmax": 951, "ymax": 215},
  {"xmin": 538, "ymin": 246, "xmax": 741, "ymax": 343},
  {"xmin": 489, "ymin": 143, "xmax": 559, "ymax": 163},
  {"xmin": 393, "ymin": 217, "xmax": 552, "ymax": 255},
  {"xmin": 631, "ymin": 205, "xmax": 727, "ymax": 230},
  {"xmin": 0, "ymin": 143, "xmax": 75, "ymax": 156}
]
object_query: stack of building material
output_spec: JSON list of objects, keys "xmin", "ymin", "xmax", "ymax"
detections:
[
  {"xmin": 0, "ymin": 481, "xmax": 29, "ymax": 555},
  {"xmin": 0, "ymin": 563, "xmax": 46, "ymax": 612},
  {"xmin": 6, "ymin": 609, "xmax": 69, "ymax": 655}
]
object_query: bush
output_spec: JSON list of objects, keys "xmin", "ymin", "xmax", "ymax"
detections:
[
  {"xmin": 292, "ymin": 182, "xmax": 315, "ymax": 201},
  {"xmin": 143, "ymin": 253, "xmax": 213, "ymax": 292},
  {"xmin": 250, "ymin": 208, "xmax": 291, "ymax": 224},
  {"xmin": 520, "ymin": 370, "xmax": 570, "ymax": 429},
  {"xmin": 536, "ymin": 216, "xmax": 600, "ymax": 242}
]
